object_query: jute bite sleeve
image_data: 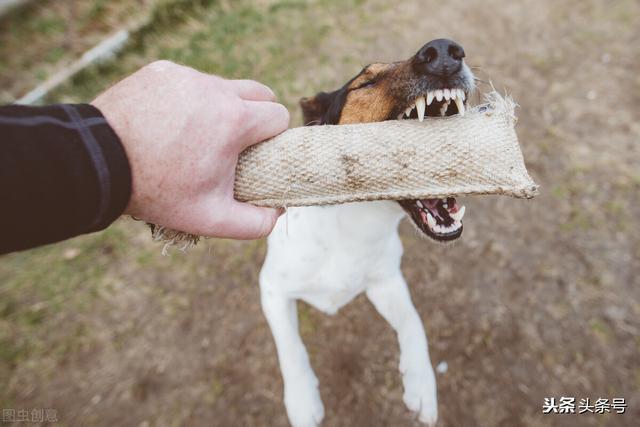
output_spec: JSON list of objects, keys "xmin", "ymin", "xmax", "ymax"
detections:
[{"xmin": 150, "ymin": 91, "xmax": 538, "ymax": 249}]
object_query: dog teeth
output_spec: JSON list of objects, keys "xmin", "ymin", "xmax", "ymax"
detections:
[
  {"xmin": 438, "ymin": 222, "xmax": 462, "ymax": 234},
  {"xmin": 415, "ymin": 89, "xmax": 467, "ymax": 119},
  {"xmin": 426, "ymin": 211, "xmax": 436, "ymax": 229},
  {"xmin": 416, "ymin": 200, "xmax": 424, "ymax": 208},
  {"xmin": 426, "ymin": 91, "xmax": 434, "ymax": 106},
  {"xmin": 431, "ymin": 220, "xmax": 463, "ymax": 234},
  {"xmin": 454, "ymin": 96, "xmax": 465, "ymax": 117},
  {"xmin": 449, "ymin": 205, "xmax": 466, "ymax": 221},
  {"xmin": 405, "ymin": 105, "xmax": 414, "ymax": 117},
  {"xmin": 415, "ymin": 96, "xmax": 426, "ymax": 122}
]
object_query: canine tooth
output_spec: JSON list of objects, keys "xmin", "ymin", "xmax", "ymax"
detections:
[
  {"xmin": 435, "ymin": 89, "xmax": 443, "ymax": 101},
  {"xmin": 454, "ymin": 97, "xmax": 465, "ymax": 116},
  {"xmin": 450, "ymin": 205, "xmax": 465, "ymax": 221},
  {"xmin": 415, "ymin": 96, "xmax": 426, "ymax": 122},
  {"xmin": 444, "ymin": 88, "xmax": 451, "ymax": 100},
  {"xmin": 426, "ymin": 91, "xmax": 434, "ymax": 105},
  {"xmin": 416, "ymin": 200, "xmax": 424, "ymax": 208},
  {"xmin": 458, "ymin": 89, "xmax": 466, "ymax": 101},
  {"xmin": 426, "ymin": 212, "xmax": 436, "ymax": 229}
]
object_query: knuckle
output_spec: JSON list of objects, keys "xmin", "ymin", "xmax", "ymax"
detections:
[
  {"xmin": 254, "ymin": 81, "xmax": 276, "ymax": 99},
  {"xmin": 146, "ymin": 59, "xmax": 177, "ymax": 71}
]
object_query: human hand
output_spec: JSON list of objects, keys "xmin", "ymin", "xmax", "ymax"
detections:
[{"xmin": 92, "ymin": 60, "xmax": 289, "ymax": 239}]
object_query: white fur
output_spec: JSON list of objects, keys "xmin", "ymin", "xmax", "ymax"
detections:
[{"xmin": 260, "ymin": 201, "xmax": 438, "ymax": 427}]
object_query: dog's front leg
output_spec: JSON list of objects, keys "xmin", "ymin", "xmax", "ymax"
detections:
[
  {"xmin": 261, "ymin": 288, "xmax": 325, "ymax": 427},
  {"xmin": 366, "ymin": 275, "xmax": 438, "ymax": 426}
]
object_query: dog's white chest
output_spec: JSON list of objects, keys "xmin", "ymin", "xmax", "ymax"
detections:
[{"xmin": 260, "ymin": 202, "xmax": 404, "ymax": 314}]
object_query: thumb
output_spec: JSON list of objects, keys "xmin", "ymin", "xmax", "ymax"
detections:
[{"xmin": 216, "ymin": 201, "xmax": 283, "ymax": 240}]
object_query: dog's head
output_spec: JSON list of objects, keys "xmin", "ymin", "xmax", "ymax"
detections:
[{"xmin": 300, "ymin": 38, "xmax": 475, "ymax": 242}]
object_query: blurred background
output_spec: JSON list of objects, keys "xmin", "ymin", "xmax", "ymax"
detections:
[{"xmin": 1, "ymin": 0, "xmax": 639, "ymax": 426}]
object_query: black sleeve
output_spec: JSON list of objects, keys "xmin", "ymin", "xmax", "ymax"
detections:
[{"xmin": 0, "ymin": 103, "xmax": 132, "ymax": 254}]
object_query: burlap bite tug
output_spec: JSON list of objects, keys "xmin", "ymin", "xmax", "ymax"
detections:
[{"xmin": 149, "ymin": 91, "xmax": 538, "ymax": 251}]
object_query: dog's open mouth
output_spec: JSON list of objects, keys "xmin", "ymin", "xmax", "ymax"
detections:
[
  {"xmin": 396, "ymin": 87, "xmax": 468, "ymax": 241},
  {"xmin": 399, "ymin": 197, "xmax": 465, "ymax": 241}
]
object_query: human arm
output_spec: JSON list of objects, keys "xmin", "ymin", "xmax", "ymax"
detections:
[{"xmin": 0, "ymin": 61, "xmax": 289, "ymax": 254}]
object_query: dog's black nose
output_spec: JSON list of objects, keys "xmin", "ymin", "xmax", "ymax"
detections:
[{"xmin": 413, "ymin": 39, "xmax": 465, "ymax": 77}]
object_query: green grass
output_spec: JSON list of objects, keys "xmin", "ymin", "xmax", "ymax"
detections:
[{"xmin": 50, "ymin": 0, "xmax": 359, "ymax": 109}]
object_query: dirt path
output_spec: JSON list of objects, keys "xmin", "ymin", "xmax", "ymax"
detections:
[{"xmin": 1, "ymin": 0, "xmax": 639, "ymax": 426}]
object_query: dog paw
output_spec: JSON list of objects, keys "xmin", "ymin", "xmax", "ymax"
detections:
[
  {"xmin": 402, "ymin": 370, "xmax": 438, "ymax": 426},
  {"xmin": 284, "ymin": 378, "xmax": 325, "ymax": 427}
]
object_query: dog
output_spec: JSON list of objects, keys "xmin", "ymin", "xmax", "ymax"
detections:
[{"xmin": 259, "ymin": 39, "xmax": 475, "ymax": 427}]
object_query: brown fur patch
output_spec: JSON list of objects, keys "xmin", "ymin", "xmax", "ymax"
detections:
[
  {"xmin": 299, "ymin": 57, "xmax": 423, "ymax": 125},
  {"xmin": 339, "ymin": 63, "xmax": 397, "ymax": 124}
]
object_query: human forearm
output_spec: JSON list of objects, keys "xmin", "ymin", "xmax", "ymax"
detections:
[{"xmin": 0, "ymin": 103, "xmax": 131, "ymax": 254}]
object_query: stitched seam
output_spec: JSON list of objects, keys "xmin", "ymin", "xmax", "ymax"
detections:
[
  {"xmin": 61, "ymin": 105, "xmax": 111, "ymax": 229},
  {"xmin": 0, "ymin": 115, "xmax": 107, "ymax": 128}
]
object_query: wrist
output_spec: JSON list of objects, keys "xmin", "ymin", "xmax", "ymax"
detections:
[
  {"xmin": 91, "ymin": 100, "xmax": 138, "ymax": 217},
  {"xmin": 82, "ymin": 103, "xmax": 134, "ymax": 225}
]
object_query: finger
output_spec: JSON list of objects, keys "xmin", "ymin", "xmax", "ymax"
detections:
[
  {"xmin": 229, "ymin": 79, "xmax": 276, "ymax": 102},
  {"xmin": 214, "ymin": 201, "xmax": 282, "ymax": 240},
  {"xmin": 238, "ymin": 100, "xmax": 290, "ymax": 149}
]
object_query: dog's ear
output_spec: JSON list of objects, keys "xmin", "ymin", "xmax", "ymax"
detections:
[{"xmin": 299, "ymin": 88, "xmax": 348, "ymax": 126}]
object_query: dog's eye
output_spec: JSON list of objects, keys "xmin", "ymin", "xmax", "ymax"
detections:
[{"xmin": 355, "ymin": 80, "xmax": 377, "ymax": 89}]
